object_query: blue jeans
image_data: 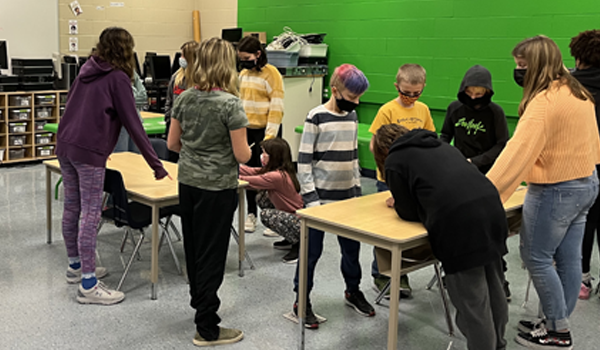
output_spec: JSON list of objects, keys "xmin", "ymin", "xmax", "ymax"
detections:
[
  {"xmin": 293, "ymin": 227, "xmax": 362, "ymax": 299},
  {"xmin": 521, "ymin": 172, "xmax": 598, "ymax": 331},
  {"xmin": 372, "ymin": 180, "xmax": 389, "ymax": 278}
]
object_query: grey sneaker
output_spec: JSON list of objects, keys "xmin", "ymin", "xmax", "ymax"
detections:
[
  {"xmin": 193, "ymin": 327, "xmax": 244, "ymax": 347},
  {"xmin": 76, "ymin": 281, "xmax": 125, "ymax": 305},
  {"xmin": 244, "ymin": 214, "xmax": 257, "ymax": 233},
  {"xmin": 66, "ymin": 266, "xmax": 108, "ymax": 284}
]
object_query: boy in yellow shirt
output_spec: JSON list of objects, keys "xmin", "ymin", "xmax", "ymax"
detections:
[{"xmin": 369, "ymin": 64, "xmax": 435, "ymax": 298}]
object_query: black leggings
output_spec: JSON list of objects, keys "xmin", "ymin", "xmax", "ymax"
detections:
[{"xmin": 582, "ymin": 180, "xmax": 600, "ymax": 274}]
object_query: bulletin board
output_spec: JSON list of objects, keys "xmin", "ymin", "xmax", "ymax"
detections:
[{"xmin": 0, "ymin": 0, "xmax": 59, "ymax": 58}]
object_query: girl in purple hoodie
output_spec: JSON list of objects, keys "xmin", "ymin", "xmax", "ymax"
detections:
[{"xmin": 56, "ymin": 27, "xmax": 168, "ymax": 305}]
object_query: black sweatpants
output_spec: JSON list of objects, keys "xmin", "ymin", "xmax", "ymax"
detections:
[
  {"xmin": 179, "ymin": 183, "xmax": 237, "ymax": 340},
  {"xmin": 245, "ymin": 127, "xmax": 282, "ymax": 216},
  {"xmin": 582, "ymin": 171, "xmax": 600, "ymax": 274},
  {"xmin": 445, "ymin": 258, "xmax": 508, "ymax": 350}
]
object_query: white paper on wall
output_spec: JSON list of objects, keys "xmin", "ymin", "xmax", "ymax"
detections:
[
  {"xmin": 70, "ymin": 1, "xmax": 83, "ymax": 16},
  {"xmin": 69, "ymin": 37, "xmax": 78, "ymax": 52},
  {"xmin": 68, "ymin": 20, "xmax": 78, "ymax": 34}
]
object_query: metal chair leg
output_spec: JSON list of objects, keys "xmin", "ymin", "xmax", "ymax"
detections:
[
  {"xmin": 522, "ymin": 274, "xmax": 533, "ymax": 308},
  {"xmin": 230, "ymin": 226, "xmax": 255, "ymax": 270},
  {"xmin": 120, "ymin": 230, "xmax": 129, "ymax": 253},
  {"xmin": 375, "ymin": 279, "xmax": 392, "ymax": 305},
  {"xmin": 426, "ymin": 274, "xmax": 438, "ymax": 290},
  {"xmin": 54, "ymin": 176, "xmax": 63, "ymax": 200},
  {"xmin": 117, "ymin": 229, "xmax": 144, "ymax": 291},
  {"xmin": 169, "ymin": 219, "xmax": 182, "ymax": 241},
  {"xmin": 434, "ymin": 263, "xmax": 454, "ymax": 336}
]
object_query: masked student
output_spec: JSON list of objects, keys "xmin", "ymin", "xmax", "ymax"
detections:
[
  {"xmin": 237, "ymin": 35, "xmax": 285, "ymax": 234},
  {"xmin": 291, "ymin": 64, "xmax": 375, "ymax": 329},
  {"xmin": 368, "ymin": 63, "xmax": 435, "ymax": 299}
]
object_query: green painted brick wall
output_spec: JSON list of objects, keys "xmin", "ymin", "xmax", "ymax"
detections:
[{"xmin": 239, "ymin": 0, "xmax": 598, "ymax": 169}]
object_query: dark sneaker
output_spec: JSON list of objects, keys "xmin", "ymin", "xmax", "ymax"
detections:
[
  {"xmin": 273, "ymin": 239, "xmax": 292, "ymax": 250},
  {"xmin": 282, "ymin": 244, "xmax": 299, "ymax": 264},
  {"xmin": 518, "ymin": 318, "xmax": 546, "ymax": 333},
  {"xmin": 293, "ymin": 302, "xmax": 319, "ymax": 329},
  {"xmin": 504, "ymin": 280, "xmax": 512, "ymax": 302},
  {"xmin": 515, "ymin": 328, "xmax": 572, "ymax": 349},
  {"xmin": 373, "ymin": 275, "xmax": 391, "ymax": 300},
  {"xmin": 345, "ymin": 290, "xmax": 375, "ymax": 317},
  {"xmin": 400, "ymin": 275, "xmax": 412, "ymax": 298},
  {"xmin": 193, "ymin": 327, "xmax": 243, "ymax": 347}
]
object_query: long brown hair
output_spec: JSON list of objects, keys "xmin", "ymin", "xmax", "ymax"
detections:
[
  {"xmin": 191, "ymin": 38, "xmax": 239, "ymax": 96},
  {"xmin": 373, "ymin": 124, "xmax": 409, "ymax": 181},
  {"xmin": 512, "ymin": 35, "xmax": 594, "ymax": 116},
  {"xmin": 175, "ymin": 41, "xmax": 199, "ymax": 88},
  {"xmin": 95, "ymin": 27, "xmax": 135, "ymax": 79},
  {"xmin": 258, "ymin": 138, "xmax": 300, "ymax": 192}
]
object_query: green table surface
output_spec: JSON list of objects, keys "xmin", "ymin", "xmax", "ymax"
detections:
[{"xmin": 43, "ymin": 119, "xmax": 166, "ymax": 135}]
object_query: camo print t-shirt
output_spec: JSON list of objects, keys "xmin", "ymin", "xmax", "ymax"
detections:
[{"xmin": 172, "ymin": 89, "xmax": 249, "ymax": 190}]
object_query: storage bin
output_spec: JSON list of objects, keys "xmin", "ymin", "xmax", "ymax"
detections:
[
  {"xmin": 9, "ymin": 109, "xmax": 31, "ymax": 121},
  {"xmin": 35, "ymin": 121, "xmax": 47, "ymax": 131},
  {"xmin": 59, "ymin": 106, "xmax": 65, "ymax": 117},
  {"xmin": 35, "ymin": 94, "xmax": 56, "ymax": 106},
  {"xmin": 267, "ymin": 50, "xmax": 300, "ymax": 67},
  {"xmin": 35, "ymin": 133, "xmax": 53, "ymax": 145},
  {"xmin": 35, "ymin": 107, "xmax": 52, "ymax": 119},
  {"xmin": 9, "ymin": 135, "xmax": 27, "ymax": 146},
  {"xmin": 9, "ymin": 95, "xmax": 31, "ymax": 107},
  {"xmin": 0, "ymin": 148, "xmax": 5, "ymax": 162},
  {"xmin": 60, "ymin": 94, "xmax": 67, "ymax": 104},
  {"xmin": 8, "ymin": 122, "xmax": 27, "ymax": 133},
  {"xmin": 36, "ymin": 145, "xmax": 55, "ymax": 157},
  {"xmin": 299, "ymin": 44, "xmax": 328, "ymax": 58},
  {"xmin": 9, "ymin": 149, "xmax": 25, "ymax": 160}
]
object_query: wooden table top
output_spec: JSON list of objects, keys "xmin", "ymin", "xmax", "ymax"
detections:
[
  {"xmin": 140, "ymin": 111, "xmax": 164, "ymax": 119},
  {"xmin": 297, "ymin": 187, "xmax": 527, "ymax": 244}
]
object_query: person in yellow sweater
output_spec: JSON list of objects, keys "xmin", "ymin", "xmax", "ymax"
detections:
[
  {"xmin": 368, "ymin": 63, "xmax": 435, "ymax": 298},
  {"xmin": 487, "ymin": 35, "xmax": 600, "ymax": 350},
  {"xmin": 238, "ymin": 36, "xmax": 285, "ymax": 233}
]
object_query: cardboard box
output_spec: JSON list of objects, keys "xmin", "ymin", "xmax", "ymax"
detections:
[{"xmin": 243, "ymin": 32, "xmax": 267, "ymax": 44}]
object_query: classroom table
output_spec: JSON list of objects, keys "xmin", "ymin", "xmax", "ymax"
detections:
[
  {"xmin": 295, "ymin": 188, "xmax": 527, "ymax": 350},
  {"xmin": 140, "ymin": 111, "xmax": 164, "ymax": 119},
  {"xmin": 44, "ymin": 152, "xmax": 250, "ymax": 300},
  {"xmin": 43, "ymin": 118, "xmax": 166, "ymax": 136}
]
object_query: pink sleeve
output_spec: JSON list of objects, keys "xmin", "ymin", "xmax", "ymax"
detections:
[
  {"xmin": 239, "ymin": 171, "xmax": 284, "ymax": 190},
  {"xmin": 239, "ymin": 164, "xmax": 261, "ymax": 176}
]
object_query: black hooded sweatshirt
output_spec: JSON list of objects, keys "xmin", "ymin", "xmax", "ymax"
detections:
[
  {"xmin": 385, "ymin": 129, "xmax": 508, "ymax": 274},
  {"xmin": 441, "ymin": 65, "xmax": 509, "ymax": 174},
  {"xmin": 572, "ymin": 67, "xmax": 600, "ymax": 133}
]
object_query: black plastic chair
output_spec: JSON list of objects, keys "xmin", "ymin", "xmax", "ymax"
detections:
[{"xmin": 97, "ymin": 168, "xmax": 181, "ymax": 291}]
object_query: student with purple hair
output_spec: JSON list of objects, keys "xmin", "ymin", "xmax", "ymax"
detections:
[{"xmin": 289, "ymin": 64, "xmax": 375, "ymax": 329}]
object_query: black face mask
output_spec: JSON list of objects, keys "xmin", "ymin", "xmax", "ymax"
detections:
[
  {"xmin": 514, "ymin": 68, "xmax": 526, "ymax": 87},
  {"xmin": 239, "ymin": 60, "xmax": 257, "ymax": 71},
  {"xmin": 335, "ymin": 95, "xmax": 358, "ymax": 112},
  {"xmin": 459, "ymin": 93, "xmax": 492, "ymax": 109}
]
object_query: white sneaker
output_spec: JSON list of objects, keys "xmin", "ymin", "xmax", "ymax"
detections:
[
  {"xmin": 66, "ymin": 266, "xmax": 108, "ymax": 284},
  {"xmin": 76, "ymin": 281, "xmax": 125, "ymax": 305},
  {"xmin": 263, "ymin": 228, "xmax": 279, "ymax": 237},
  {"xmin": 245, "ymin": 214, "xmax": 257, "ymax": 233}
]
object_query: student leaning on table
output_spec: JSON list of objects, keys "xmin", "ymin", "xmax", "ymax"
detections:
[
  {"xmin": 56, "ymin": 27, "xmax": 169, "ymax": 306},
  {"xmin": 372, "ymin": 124, "xmax": 509, "ymax": 350},
  {"xmin": 487, "ymin": 35, "xmax": 600, "ymax": 350},
  {"xmin": 167, "ymin": 37, "xmax": 251, "ymax": 347}
]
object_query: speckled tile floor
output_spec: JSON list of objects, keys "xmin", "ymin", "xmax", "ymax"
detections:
[{"xmin": 1, "ymin": 163, "xmax": 599, "ymax": 350}]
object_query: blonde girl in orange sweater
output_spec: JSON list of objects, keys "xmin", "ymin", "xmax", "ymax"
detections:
[{"xmin": 487, "ymin": 35, "xmax": 600, "ymax": 350}]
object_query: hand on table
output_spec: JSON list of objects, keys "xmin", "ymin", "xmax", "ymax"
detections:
[{"xmin": 385, "ymin": 196, "xmax": 395, "ymax": 208}]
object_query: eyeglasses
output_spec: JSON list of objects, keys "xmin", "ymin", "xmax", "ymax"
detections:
[{"xmin": 397, "ymin": 89, "xmax": 422, "ymax": 98}]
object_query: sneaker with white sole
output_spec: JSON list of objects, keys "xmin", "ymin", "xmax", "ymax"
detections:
[
  {"xmin": 245, "ymin": 214, "xmax": 257, "ymax": 233},
  {"xmin": 66, "ymin": 266, "xmax": 108, "ymax": 284},
  {"xmin": 515, "ymin": 327, "xmax": 573, "ymax": 349},
  {"xmin": 263, "ymin": 228, "xmax": 279, "ymax": 237},
  {"xmin": 282, "ymin": 243, "xmax": 299, "ymax": 264},
  {"xmin": 344, "ymin": 290, "xmax": 375, "ymax": 317},
  {"xmin": 76, "ymin": 281, "xmax": 125, "ymax": 305},
  {"xmin": 273, "ymin": 239, "xmax": 293, "ymax": 250},
  {"xmin": 518, "ymin": 318, "xmax": 546, "ymax": 334},
  {"xmin": 193, "ymin": 327, "xmax": 243, "ymax": 347}
]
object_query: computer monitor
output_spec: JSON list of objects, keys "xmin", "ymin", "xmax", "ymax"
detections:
[
  {"xmin": 222, "ymin": 28, "xmax": 243, "ymax": 44},
  {"xmin": 171, "ymin": 52, "xmax": 182, "ymax": 74},
  {"xmin": 0, "ymin": 40, "xmax": 11, "ymax": 75},
  {"xmin": 149, "ymin": 55, "xmax": 171, "ymax": 83},
  {"xmin": 133, "ymin": 52, "xmax": 141, "ymax": 77}
]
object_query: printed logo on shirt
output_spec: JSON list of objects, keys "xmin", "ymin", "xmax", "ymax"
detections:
[
  {"xmin": 396, "ymin": 117, "xmax": 425, "ymax": 126},
  {"xmin": 174, "ymin": 86, "xmax": 185, "ymax": 96},
  {"xmin": 455, "ymin": 117, "xmax": 486, "ymax": 135}
]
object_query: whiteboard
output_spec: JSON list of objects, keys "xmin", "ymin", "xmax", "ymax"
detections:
[{"xmin": 0, "ymin": 0, "xmax": 59, "ymax": 58}]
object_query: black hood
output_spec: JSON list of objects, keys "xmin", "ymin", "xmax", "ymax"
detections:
[
  {"xmin": 457, "ymin": 65, "xmax": 494, "ymax": 106},
  {"xmin": 389, "ymin": 129, "xmax": 441, "ymax": 154},
  {"xmin": 572, "ymin": 67, "xmax": 600, "ymax": 92}
]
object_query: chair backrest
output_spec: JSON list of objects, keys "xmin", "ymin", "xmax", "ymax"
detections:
[
  {"xmin": 150, "ymin": 138, "xmax": 169, "ymax": 161},
  {"xmin": 103, "ymin": 169, "xmax": 130, "ymax": 227}
]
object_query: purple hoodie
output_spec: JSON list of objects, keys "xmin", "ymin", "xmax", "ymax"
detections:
[{"xmin": 56, "ymin": 56, "xmax": 167, "ymax": 178}]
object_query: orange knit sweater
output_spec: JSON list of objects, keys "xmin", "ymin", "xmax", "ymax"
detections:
[{"xmin": 487, "ymin": 82, "xmax": 600, "ymax": 203}]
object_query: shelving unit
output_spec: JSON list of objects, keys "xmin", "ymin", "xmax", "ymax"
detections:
[{"xmin": 0, "ymin": 90, "xmax": 67, "ymax": 164}]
